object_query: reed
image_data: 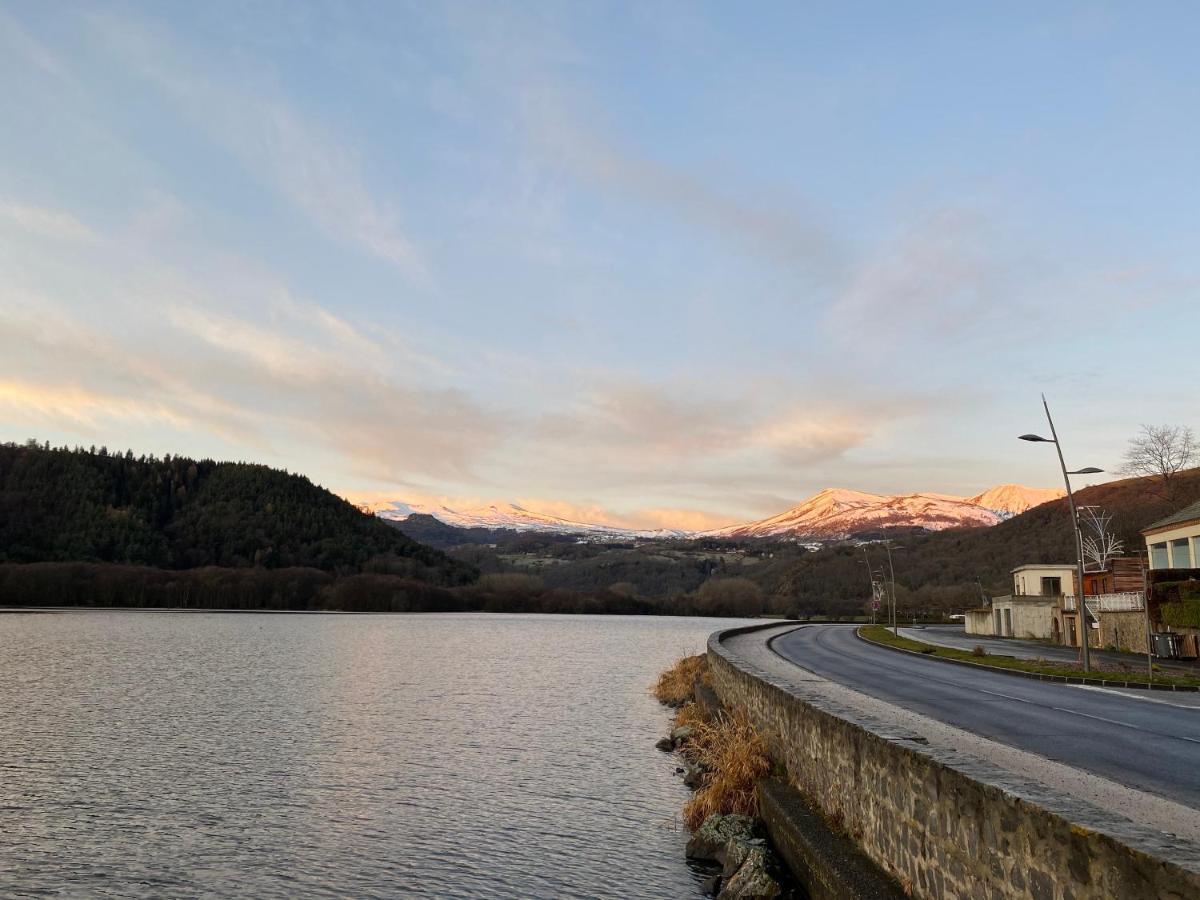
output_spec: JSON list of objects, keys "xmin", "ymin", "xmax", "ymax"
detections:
[{"xmin": 653, "ymin": 653, "xmax": 708, "ymax": 705}]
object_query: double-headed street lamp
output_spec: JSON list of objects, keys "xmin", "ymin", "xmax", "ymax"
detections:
[{"xmin": 1019, "ymin": 395, "xmax": 1104, "ymax": 672}]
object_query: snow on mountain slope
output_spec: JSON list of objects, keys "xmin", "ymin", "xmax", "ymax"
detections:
[
  {"xmin": 373, "ymin": 500, "xmax": 689, "ymax": 540},
  {"xmin": 368, "ymin": 483, "xmax": 1062, "ymax": 541},
  {"xmin": 968, "ymin": 484, "xmax": 1064, "ymax": 516},
  {"xmin": 708, "ymin": 488, "xmax": 1007, "ymax": 540}
]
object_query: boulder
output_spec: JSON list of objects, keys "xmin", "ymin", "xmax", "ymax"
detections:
[
  {"xmin": 655, "ymin": 736, "xmax": 674, "ymax": 752},
  {"xmin": 683, "ymin": 760, "xmax": 710, "ymax": 788},
  {"xmin": 670, "ymin": 724, "xmax": 695, "ymax": 743},
  {"xmin": 685, "ymin": 813, "xmax": 757, "ymax": 862},
  {"xmin": 718, "ymin": 844, "xmax": 781, "ymax": 900},
  {"xmin": 721, "ymin": 837, "xmax": 768, "ymax": 878}
]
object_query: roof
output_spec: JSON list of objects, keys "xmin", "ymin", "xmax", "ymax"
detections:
[
  {"xmin": 1010, "ymin": 564, "xmax": 1074, "ymax": 572},
  {"xmin": 1142, "ymin": 499, "xmax": 1200, "ymax": 535}
]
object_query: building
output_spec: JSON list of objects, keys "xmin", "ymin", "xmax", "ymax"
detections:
[
  {"xmin": 964, "ymin": 564, "xmax": 1075, "ymax": 639},
  {"xmin": 1055, "ymin": 557, "xmax": 1147, "ymax": 652},
  {"xmin": 965, "ymin": 561, "xmax": 1148, "ymax": 650},
  {"xmin": 1143, "ymin": 499, "xmax": 1200, "ymax": 571},
  {"xmin": 1011, "ymin": 564, "xmax": 1076, "ymax": 599}
]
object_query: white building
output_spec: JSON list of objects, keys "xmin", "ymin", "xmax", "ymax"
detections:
[{"xmin": 1143, "ymin": 499, "xmax": 1200, "ymax": 570}]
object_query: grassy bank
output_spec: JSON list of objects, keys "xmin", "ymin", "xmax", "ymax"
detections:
[
  {"xmin": 858, "ymin": 625, "xmax": 1200, "ymax": 689},
  {"xmin": 653, "ymin": 655, "xmax": 772, "ymax": 829}
]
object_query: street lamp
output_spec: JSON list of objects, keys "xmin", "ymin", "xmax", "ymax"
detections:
[
  {"xmin": 882, "ymin": 539, "xmax": 903, "ymax": 636},
  {"xmin": 861, "ymin": 548, "xmax": 883, "ymax": 624},
  {"xmin": 1019, "ymin": 395, "xmax": 1104, "ymax": 672}
]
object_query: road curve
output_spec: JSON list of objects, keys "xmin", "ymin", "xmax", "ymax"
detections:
[{"xmin": 771, "ymin": 625, "xmax": 1200, "ymax": 807}]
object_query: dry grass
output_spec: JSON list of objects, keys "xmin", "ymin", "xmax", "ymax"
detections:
[
  {"xmin": 672, "ymin": 700, "xmax": 711, "ymax": 734},
  {"xmin": 681, "ymin": 709, "xmax": 772, "ymax": 830},
  {"xmin": 653, "ymin": 653, "xmax": 708, "ymax": 705}
]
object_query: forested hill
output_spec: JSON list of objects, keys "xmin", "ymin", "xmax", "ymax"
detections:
[{"xmin": 0, "ymin": 442, "xmax": 473, "ymax": 585}]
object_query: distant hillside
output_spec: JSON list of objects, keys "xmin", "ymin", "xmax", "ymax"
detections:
[
  {"xmin": 0, "ymin": 442, "xmax": 473, "ymax": 584},
  {"xmin": 710, "ymin": 483, "xmax": 1062, "ymax": 540},
  {"xmin": 387, "ymin": 513, "xmax": 506, "ymax": 549},
  {"xmin": 762, "ymin": 468, "xmax": 1200, "ymax": 615}
]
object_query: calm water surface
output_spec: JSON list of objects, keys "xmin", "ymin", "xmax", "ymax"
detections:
[{"xmin": 0, "ymin": 611, "xmax": 756, "ymax": 898}]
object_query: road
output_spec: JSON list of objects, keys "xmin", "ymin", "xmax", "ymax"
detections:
[
  {"xmin": 770, "ymin": 625, "xmax": 1200, "ymax": 808},
  {"xmin": 897, "ymin": 624, "xmax": 1200, "ymax": 675}
]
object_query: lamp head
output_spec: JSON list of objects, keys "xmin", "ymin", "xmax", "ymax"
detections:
[
  {"xmin": 1068, "ymin": 467, "xmax": 1104, "ymax": 475},
  {"xmin": 1018, "ymin": 433, "xmax": 1054, "ymax": 443}
]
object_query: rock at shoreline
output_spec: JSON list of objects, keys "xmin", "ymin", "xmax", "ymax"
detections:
[
  {"xmin": 688, "ymin": 815, "xmax": 784, "ymax": 899},
  {"xmin": 682, "ymin": 760, "xmax": 708, "ymax": 788},
  {"xmin": 719, "ymin": 843, "xmax": 781, "ymax": 900},
  {"xmin": 685, "ymin": 813, "xmax": 757, "ymax": 862},
  {"xmin": 670, "ymin": 724, "xmax": 695, "ymax": 743},
  {"xmin": 655, "ymin": 736, "xmax": 674, "ymax": 752}
]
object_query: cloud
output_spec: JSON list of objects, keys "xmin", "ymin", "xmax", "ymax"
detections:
[
  {"xmin": 825, "ymin": 208, "xmax": 1026, "ymax": 345},
  {"xmin": 0, "ymin": 10, "xmax": 72, "ymax": 82},
  {"xmin": 0, "ymin": 264, "xmax": 504, "ymax": 483},
  {"xmin": 749, "ymin": 413, "xmax": 870, "ymax": 466},
  {"xmin": 87, "ymin": 11, "xmax": 427, "ymax": 280},
  {"xmin": 0, "ymin": 379, "xmax": 189, "ymax": 432},
  {"xmin": 0, "ymin": 200, "xmax": 96, "ymax": 242}
]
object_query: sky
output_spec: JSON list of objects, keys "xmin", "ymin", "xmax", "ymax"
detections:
[{"xmin": 1, "ymin": 2, "xmax": 1198, "ymax": 530}]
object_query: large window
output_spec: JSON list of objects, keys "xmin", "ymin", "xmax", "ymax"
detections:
[
  {"xmin": 1171, "ymin": 539, "xmax": 1194, "ymax": 569},
  {"xmin": 1151, "ymin": 542, "xmax": 1169, "ymax": 569},
  {"xmin": 1040, "ymin": 576, "xmax": 1062, "ymax": 596}
]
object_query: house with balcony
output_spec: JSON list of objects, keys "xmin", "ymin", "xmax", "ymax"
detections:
[
  {"xmin": 1056, "ymin": 557, "xmax": 1147, "ymax": 652},
  {"xmin": 964, "ymin": 560, "xmax": 1149, "ymax": 650},
  {"xmin": 965, "ymin": 564, "xmax": 1074, "ymax": 639}
]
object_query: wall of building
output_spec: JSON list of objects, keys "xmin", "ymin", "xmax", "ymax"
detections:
[
  {"xmin": 981, "ymin": 597, "xmax": 1057, "ymax": 639},
  {"xmin": 707, "ymin": 625, "xmax": 1200, "ymax": 900},
  {"xmin": 964, "ymin": 609, "xmax": 991, "ymax": 635},
  {"xmin": 1012, "ymin": 566, "xmax": 1075, "ymax": 597},
  {"xmin": 1145, "ymin": 522, "xmax": 1200, "ymax": 570},
  {"xmin": 1097, "ymin": 610, "xmax": 1149, "ymax": 654}
]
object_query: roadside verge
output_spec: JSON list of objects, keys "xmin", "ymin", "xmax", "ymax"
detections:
[{"xmin": 856, "ymin": 624, "xmax": 1200, "ymax": 692}]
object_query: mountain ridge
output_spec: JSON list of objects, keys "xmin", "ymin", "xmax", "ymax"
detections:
[{"xmin": 376, "ymin": 483, "xmax": 1064, "ymax": 541}]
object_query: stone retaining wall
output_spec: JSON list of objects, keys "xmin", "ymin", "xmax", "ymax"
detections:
[{"xmin": 708, "ymin": 624, "xmax": 1200, "ymax": 900}]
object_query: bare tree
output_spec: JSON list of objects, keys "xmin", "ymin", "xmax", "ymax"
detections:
[
  {"xmin": 1078, "ymin": 506, "xmax": 1123, "ymax": 573},
  {"xmin": 1120, "ymin": 424, "xmax": 1195, "ymax": 491}
]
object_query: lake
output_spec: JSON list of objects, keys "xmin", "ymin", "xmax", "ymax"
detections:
[{"xmin": 0, "ymin": 611, "xmax": 756, "ymax": 898}]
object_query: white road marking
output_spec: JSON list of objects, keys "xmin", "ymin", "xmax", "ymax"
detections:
[{"xmin": 1070, "ymin": 683, "xmax": 1200, "ymax": 710}]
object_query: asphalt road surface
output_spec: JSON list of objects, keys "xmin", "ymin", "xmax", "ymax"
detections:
[{"xmin": 771, "ymin": 625, "xmax": 1200, "ymax": 807}]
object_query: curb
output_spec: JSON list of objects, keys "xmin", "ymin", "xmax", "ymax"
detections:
[{"xmin": 855, "ymin": 627, "xmax": 1200, "ymax": 692}]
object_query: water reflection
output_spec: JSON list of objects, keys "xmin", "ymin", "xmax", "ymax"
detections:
[{"xmin": 0, "ymin": 611, "xmax": 756, "ymax": 898}]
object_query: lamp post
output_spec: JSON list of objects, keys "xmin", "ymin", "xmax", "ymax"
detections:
[
  {"xmin": 862, "ymin": 548, "xmax": 881, "ymax": 624},
  {"xmin": 1019, "ymin": 394, "xmax": 1104, "ymax": 673},
  {"xmin": 882, "ymin": 539, "xmax": 902, "ymax": 636}
]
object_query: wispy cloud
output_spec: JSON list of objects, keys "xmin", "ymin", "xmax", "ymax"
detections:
[
  {"xmin": 0, "ymin": 200, "xmax": 96, "ymax": 242},
  {"xmin": 87, "ymin": 11, "xmax": 427, "ymax": 281}
]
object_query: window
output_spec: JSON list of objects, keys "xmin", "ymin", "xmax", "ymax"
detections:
[
  {"xmin": 1004, "ymin": 609, "xmax": 1012, "ymax": 636},
  {"xmin": 1040, "ymin": 576, "xmax": 1062, "ymax": 596},
  {"xmin": 1171, "ymin": 539, "xmax": 1193, "ymax": 569},
  {"xmin": 1151, "ymin": 542, "xmax": 1169, "ymax": 569}
]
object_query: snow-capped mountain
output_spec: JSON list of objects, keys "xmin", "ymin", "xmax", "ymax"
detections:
[
  {"xmin": 370, "ymin": 483, "xmax": 1062, "ymax": 542},
  {"xmin": 373, "ymin": 500, "xmax": 689, "ymax": 540},
  {"xmin": 707, "ymin": 484, "xmax": 1063, "ymax": 540},
  {"xmin": 968, "ymin": 484, "xmax": 1065, "ymax": 517}
]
